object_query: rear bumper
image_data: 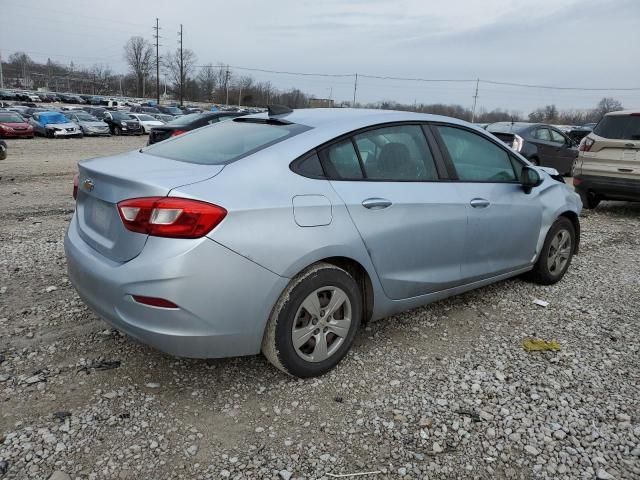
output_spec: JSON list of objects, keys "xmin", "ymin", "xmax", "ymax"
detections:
[
  {"xmin": 574, "ymin": 174, "xmax": 640, "ymax": 201},
  {"xmin": 65, "ymin": 215, "xmax": 288, "ymax": 358}
]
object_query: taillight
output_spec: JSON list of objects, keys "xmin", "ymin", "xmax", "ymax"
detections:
[
  {"xmin": 171, "ymin": 129, "xmax": 186, "ymax": 137},
  {"xmin": 73, "ymin": 173, "xmax": 79, "ymax": 200},
  {"xmin": 117, "ymin": 197, "xmax": 226, "ymax": 238},
  {"xmin": 579, "ymin": 137, "xmax": 595, "ymax": 152},
  {"xmin": 512, "ymin": 134, "xmax": 524, "ymax": 152}
]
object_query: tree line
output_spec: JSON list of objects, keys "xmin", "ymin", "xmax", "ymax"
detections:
[{"xmin": 1, "ymin": 45, "xmax": 625, "ymax": 124}]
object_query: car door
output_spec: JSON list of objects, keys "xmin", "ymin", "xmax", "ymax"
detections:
[
  {"xmin": 433, "ymin": 124, "xmax": 542, "ymax": 282},
  {"xmin": 549, "ymin": 128, "xmax": 578, "ymax": 175},
  {"xmin": 323, "ymin": 123, "xmax": 467, "ymax": 300}
]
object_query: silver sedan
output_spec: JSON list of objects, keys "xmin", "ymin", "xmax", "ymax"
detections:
[{"xmin": 65, "ymin": 108, "xmax": 582, "ymax": 377}]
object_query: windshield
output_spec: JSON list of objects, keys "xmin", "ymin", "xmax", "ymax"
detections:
[
  {"xmin": 0, "ymin": 113, "xmax": 26, "ymax": 123},
  {"xmin": 111, "ymin": 112, "xmax": 133, "ymax": 121},
  {"xmin": 39, "ymin": 113, "xmax": 69, "ymax": 124},
  {"xmin": 593, "ymin": 115, "xmax": 640, "ymax": 140},
  {"xmin": 137, "ymin": 114, "xmax": 156, "ymax": 121},
  {"xmin": 143, "ymin": 119, "xmax": 310, "ymax": 165},
  {"xmin": 167, "ymin": 113, "xmax": 203, "ymax": 126},
  {"xmin": 162, "ymin": 106, "xmax": 182, "ymax": 114}
]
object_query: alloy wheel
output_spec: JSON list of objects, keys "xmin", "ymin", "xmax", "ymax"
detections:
[
  {"xmin": 547, "ymin": 229, "xmax": 571, "ymax": 275},
  {"xmin": 292, "ymin": 287, "xmax": 352, "ymax": 363}
]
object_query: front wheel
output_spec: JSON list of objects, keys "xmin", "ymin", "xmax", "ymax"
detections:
[
  {"xmin": 524, "ymin": 217, "xmax": 575, "ymax": 285},
  {"xmin": 114, "ymin": 126, "xmax": 122, "ymax": 136},
  {"xmin": 262, "ymin": 263, "xmax": 362, "ymax": 378},
  {"xmin": 578, "ymin": 190, "xmax": 601, "ymax": 209}
]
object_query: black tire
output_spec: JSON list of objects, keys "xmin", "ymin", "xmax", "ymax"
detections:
[
  {"xmin": 262, "ymin": 262, "xmax": 362, "ymax": 378},
  {"xmin": 114, "ymin": 126, "xmax": 122, "ymax": 136},
  {"xmin": 525, "ymin": 217, "xmax": 575, "ymax": 285},
  {"xmin": 529, "ymin": 156, "xmax": 539, "ymax": 166},
  {"xmin": 0, "ymin": 143, "xmax": 6, "ymax": 161},
  {"xmin": 578, "ymin": 190, "xmax": 601, "ymax": 209}
]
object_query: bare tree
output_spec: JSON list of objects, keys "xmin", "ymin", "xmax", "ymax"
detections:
[
  {"xmin": 593, "ymin": 97, "xmax": 623, "ymax": 121},
  {"xmin": 9, "ymin": 52, "xmax": 33, "ymax": 85},
  {"xmin": 123, "ymin": 36, "xmax": 154, "ymax": 97},
  {"xmin": 196, "ymin": 64, "xmax": 218, "ymax": 102},
  {"xmin": 164, "ymin": 48, "xmax": 197, "ymax": 100}
]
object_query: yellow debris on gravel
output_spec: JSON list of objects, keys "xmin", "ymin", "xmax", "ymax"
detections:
[{"xmin": 522, "ymin": 338, "xmax": 561, "ymax": 352}]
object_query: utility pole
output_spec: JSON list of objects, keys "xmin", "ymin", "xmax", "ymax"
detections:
[
  {"xmin": 0, "ymin": 50, "xmax": 3, "ymax": 89},
  {"xmin": 238, "ymin": 84, "xmax": 242, "ymax": 107},
  {"xmin": 224, "ymin": 65, "xmax": 230, "ymax": 105},
  {"xmin": 178, "ymin": 24, "xmax": 184, "ymax": 106},
  {"xmin": 352, "ymin": 73, "xmax": 358, "ymax": 107},
  {"xmin": 153, "ymin": 18, "xmax": 161, "ymax": 105},
  {"xmin": 471, "ymin": 78, "xmax": 479, "ymax": 122}
]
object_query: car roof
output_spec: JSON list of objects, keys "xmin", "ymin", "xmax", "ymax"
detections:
[
  {"xmin": 604, "ymin": 109, "xmax": 640, "ymax": 116},
  {"xmin": 243, "ymin": 108, "xmax": 471, "ymax": 131}
]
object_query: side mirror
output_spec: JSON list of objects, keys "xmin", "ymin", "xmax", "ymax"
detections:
[{"xmin": 520, "ymin": 166, "xmax": 543, "ymax": 194}]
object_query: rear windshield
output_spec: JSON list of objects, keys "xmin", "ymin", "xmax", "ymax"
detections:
[
  {"xmin": 143, "ymin": 119, "xmax": 310, "ymax": 165},
  {"xmin": 593, "ymin": 115, "xmax": 640, "ymax": 140},
  {"xmin": 487, "ymin": 122, "xmax": 530, "ymax": 133}
]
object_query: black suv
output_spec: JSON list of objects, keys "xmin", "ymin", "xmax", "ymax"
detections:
[
  {"xmin": 148, "ymin": 112, "xmax": 245, "ymax": 144},
  {"xmin": 486, "ymin": 122, "xmax": 578, "ymax": 175},
  {"xmin": 95, "ymin": 110, "xmax": 143, "ymax": 135}
]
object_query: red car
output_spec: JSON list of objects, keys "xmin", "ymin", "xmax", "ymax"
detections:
[{"xmin": 0, "ymin": 111, "xmax": 34, "ymax": 138}]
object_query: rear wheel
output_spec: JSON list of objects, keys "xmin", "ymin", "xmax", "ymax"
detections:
[
  {"xmin": 578, "ymin": 190, "xmax": 601, "ymax": 209},
  {"xmin": 525, "ymin": 217, "xmax": 575, "ymax": 285},
  {"xmin": 262, "ymin": 263, "xmax": 362, "ymax": 378}
]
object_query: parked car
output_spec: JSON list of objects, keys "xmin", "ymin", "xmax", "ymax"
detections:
[
  {"xmin": 65, "ymin": 108, "xmax": 581, "ymax": 377},
  {"xmin": 150, "ymin": 113, "xmax": 175, "ymax": 123},
  {"xmin": 63, "ymin": 111, "xmax": 111, "ymax": 136},
  {"xmin": 486, "ymin": 122, "xmax": 578, "ymax": 175},
  {"xmin": 566, "ymin": 125, "xmax": 593, "ymax": 144},
  {"xmin": 147, "ymin": 111, "xmax": 245, "ymax": 144},
  {"xmin": 98, "ymin": 110, "xmax": 143, "ymax": 135},
  {"xmin": 30, "ymin": 111, "xmax": 83, "ymax": 138},
  {"xmin": 130, "ymin": 105, "xmax": 160, "ymax": 115},
  {"xmin": 0, "ymin": 90, "xmax": 18, "ymax": 101},
  {"xmin": 573, "ymin": 110, "xmax": 640, "ymax": 208},
  {"xmin": 23, "ymin": 107, "xmax": 48, "ymax": 119},
  {"xmin": 0, "ymin": 111, "xmax": 34, "ymax": 138},
  {"xmin": 0, "ymin": 140, "xmax": 6, "ymax": 160},
  {"xmin": 127, "ymin": 113, "xmax": 164, "ymax": 133},
  {"xmin": 6, "ymin": 105, "xmax": 30, "ymax": 116},
  {"xmin": 156, "ymin": 105, "xmax": 184, "ymax": 116}
]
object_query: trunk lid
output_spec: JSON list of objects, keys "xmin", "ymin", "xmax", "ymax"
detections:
[{"xmin": 75, "ymin": 150, "xmax": 224, "ymax": 262}]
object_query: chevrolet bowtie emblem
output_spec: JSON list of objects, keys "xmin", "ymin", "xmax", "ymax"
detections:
[{"xmin": 83, "ymin": 179, "xmax": 95, "ymax": 191}]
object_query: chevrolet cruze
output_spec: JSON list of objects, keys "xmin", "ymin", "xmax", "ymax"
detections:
[{"xmin": 65, "ymin": 108, "xmax": 582, "ymax": 377}]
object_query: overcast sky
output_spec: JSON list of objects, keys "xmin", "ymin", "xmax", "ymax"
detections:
[{"xmin": 2, "ymin": 0, "xmax": 639, "ymax": 113}]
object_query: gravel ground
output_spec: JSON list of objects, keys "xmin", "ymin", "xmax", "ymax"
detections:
[{"xmin": 0, "ymin": 137, "xmax": 638, "ymax": 480}]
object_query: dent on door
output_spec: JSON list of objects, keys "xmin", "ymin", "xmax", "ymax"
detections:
[{"xmin": 292, "ymin": 195, "xmax": 332, "ymax": 227}]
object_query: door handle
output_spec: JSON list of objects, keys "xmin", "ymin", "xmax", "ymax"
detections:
[
  {"xmin": 362, "ymin": 198, "xmax": 392, "ymax": 210},
  {"xmin": 618, "ymin": 168, "xmax": 633, "ymax": 173},
  {"xmin": 470, "ymin": 198, "xmax": 490, "ymax": 208}
]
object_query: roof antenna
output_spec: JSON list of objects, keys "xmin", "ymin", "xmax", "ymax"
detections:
[{"xmin": 268, "ymin": 105, "xmax": 293, "ymax": 116}]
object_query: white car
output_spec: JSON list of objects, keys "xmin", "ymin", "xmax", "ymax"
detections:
[{"xmin": 128, "ymin": 113, "xmax": 164, "ymax": 133}]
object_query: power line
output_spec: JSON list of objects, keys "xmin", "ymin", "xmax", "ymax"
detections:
[{"xmin": 481, "ymin": 79, "xmax": 640, "ymax": 92}]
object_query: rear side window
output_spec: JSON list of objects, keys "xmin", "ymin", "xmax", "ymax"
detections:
[
  {"xmin": 437, "ymin": 126, "xmax": 517, "ymax": 182},
  {"xmin": 321, "ymin": 140, "xmax": 364, "ymax": 179},
  {"xmin": 353, "ymin": 125, "xmax": 438, "ymax": 181},
  {"xmin": 143, "ymin": 119, "xmax": 309, "ymax": 165},
  {"xmin": 594, "ymin": 115, "xmax": 640, "ymax": 140},
  {"xmin": 534, "ymin": 128, "xmax": 551, "ymax": 141}
]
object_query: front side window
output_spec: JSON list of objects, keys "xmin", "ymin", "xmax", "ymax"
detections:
[
  {"xmin": 550, "ymin": 129, "xmax": 566, "ymax": 144},
  {"xmin": 437, "ymin": 126, "xmax": 517, "ymax": 182},
  {"xmin": 353, "ymin": 125, "xmax": 438, "ymax": 181}
]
